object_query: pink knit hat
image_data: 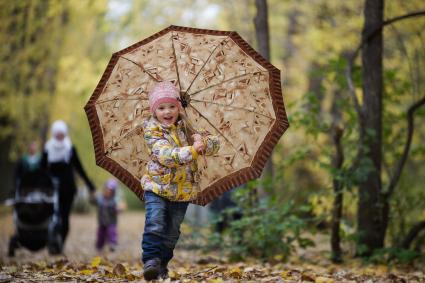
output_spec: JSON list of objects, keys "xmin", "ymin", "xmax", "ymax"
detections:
[
  {"xmin": 148, "ymin": 81, "xmax": 182, "ymax": 113},
  {"xmin": 105, "ymin": 178, "xmax": 118, "ymax": 191}
]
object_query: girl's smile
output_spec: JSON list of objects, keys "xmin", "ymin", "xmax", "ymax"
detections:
[{"xmin": 155, "ymin": 102, "xmax": 179, "ymax": 126}]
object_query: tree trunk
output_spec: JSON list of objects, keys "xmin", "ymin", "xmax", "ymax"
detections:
[
  {"xmin": 282, "ymin": 8, "xmax": 300, "ymax": 65},
  {"xmin": 356, "ymin": 0, "xmax": 385, "ymax": 256},
  {"xmin": 330, "ymin": 126, "xmax": 344, "ymax": 263},
  {"xmin": 0, "ymin": 137, "xmax": 14, "ymax": 200},
  {"xmin": 330, "ymin": 88, "xmax": 344, "ymax": 263},
  {"xmin": 254, "ymin": 0, "xmax": 270, "ymax": 61},
  {"xmin": 254, "ymin": 0, "xmax": 273, "ymax": 186}
]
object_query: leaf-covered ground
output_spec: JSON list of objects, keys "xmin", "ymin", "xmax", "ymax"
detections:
[{"xmin": 0, "ymin": 211, "xmax": 424, "ymax": 282}]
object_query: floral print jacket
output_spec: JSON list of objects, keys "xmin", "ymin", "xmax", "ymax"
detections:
[{"xmin": 141, "ymin": 116, "xmax": 220, "ymax": 201}]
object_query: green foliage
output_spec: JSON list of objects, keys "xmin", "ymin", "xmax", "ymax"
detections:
[
  {"xmin": 387, "ymin": 166, "xmax": 425, "ymax": 247},
  {"xmin": 208, "ymin": 184, "xmax": 314, "ymax": 262},
  {"xmin": 122, "ymin": 188, "xmax": 144, "ymax": 210},
  {"xmin": 72, "ymin": 193, "xmax": 92, "ymax": 214},
  {"xmin": 0, "ymin": 1, "xmax": 69, "ymax": 157},
  {"xmin": 379, "ymin": 17, "xmax": 425, "ymax": 247},
  {"xmin": 366, "ymin": 247, "xmax": 421, "ymax": 265}
]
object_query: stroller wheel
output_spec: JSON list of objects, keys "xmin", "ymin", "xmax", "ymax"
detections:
[
  {"xmin": 8, "ymin": 246, "xmax": 15, "ymax": 257},
  {"xmin": 8, "ymin": 235, "xmax": 19, "ymax": 257}
]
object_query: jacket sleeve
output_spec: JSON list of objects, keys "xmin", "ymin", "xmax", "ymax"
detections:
[
  {"xmin": 70, "ymin": 147, "xmax": 96, "ymax": 192},
  {"xmin": 144, "ymin": 128, "xmax": 198, "ymax": 168}
]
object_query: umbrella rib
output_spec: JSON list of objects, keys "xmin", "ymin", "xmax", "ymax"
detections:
[
  {"xmin": 106, "ymin": 125, "xmax": 144, "ymax": 153},
  {"xmin": 190, "ymin": 99, "xmax": 274, "ymax": 120},
  {"xmin": 184, "ymin": 36, "xmax": 230, "ymax": 94},
  {"xmin": 95, "ymin": 97, "xmax": 147, "ymax": 105},
  {"xmin": 171, "ymin": 32, "xmax": 183, "ymax": 93},
  {"xmin": 120, "ymin": 56, "xmax": 160, "ymax": 82},
  {"xmin": 187, "ymin": 71, "xmax": 269, "ymax": 97},
  {"xmin": 188, "ymin": 104, "xmax": 238, "ymax": 152}
]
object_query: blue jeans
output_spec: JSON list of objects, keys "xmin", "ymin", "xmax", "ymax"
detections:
[{"xmin": 142, "ymin": 191, "xmax": 189, "ymax": 266}]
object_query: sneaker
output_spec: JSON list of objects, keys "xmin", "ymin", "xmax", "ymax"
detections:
[{"xmin": 143, "ymin": 258, "xmax": 161, "ymax": 281}]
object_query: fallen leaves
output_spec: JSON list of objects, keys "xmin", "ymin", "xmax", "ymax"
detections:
[
  {"xmin": 0, "ymin": 257, "xmax": 143, "ymax": 282},
  {"xmin": 112, "ymin": 263, "xmax": 126, "ymax": 276},
  {"xmin": 1, "ymin": 212, "xmax": 424, "ymax": 282},
  {"xmin": 91, "ymin": 256, "xmax": 101, "ymax": 268},
  {"xmin": 79, "ymin": 269, "xmax": 95, "ymax": 275},
  {"xmin": 227, "ymin": 266, "xmax": 242, "ymax": 279},
  {"xmin": 315, "ymin": 276, "xmax": 334, "ymax": 283},
  {"xmin": 1, "ymin": 252, "xmax": 424, "ymax": 282}
]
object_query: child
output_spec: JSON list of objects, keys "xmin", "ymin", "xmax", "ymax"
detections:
[
  {"xmin": 141, "ymin": 81, "xmax": 220, "ymax": 280},
  {"xmin": 94, "ymin": 178, "xmax": 120, "ymax": 252},
  {"xmin": 13, "ymin": 141, "xmax": 41, "ymax": 197}
]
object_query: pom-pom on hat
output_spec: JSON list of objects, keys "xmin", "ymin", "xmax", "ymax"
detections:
[
  {"xmin": 105, "ymin": 178, "xmax": 118, "ymax": 191},
  {"xmin": 148, "ymin": 81, "xmax": 182, "ymax": 114}
]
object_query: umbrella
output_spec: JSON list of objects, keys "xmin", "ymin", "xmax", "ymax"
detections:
[{"xmin": 84, "ymin": 25, "xmax": 289, "ymax": 205}]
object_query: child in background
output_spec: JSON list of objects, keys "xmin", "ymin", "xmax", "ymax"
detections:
[
  {"xmin": 141, "ymin": 81, "xmax": 220, "ymax": 280},
  {"xmin": 94, "ymin": 178, "xmax": 122, "ymax": 252}
]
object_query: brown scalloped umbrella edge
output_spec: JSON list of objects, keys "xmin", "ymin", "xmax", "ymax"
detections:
[{"xmin": 84, "ymin": 25, "xmax": 289, "ymax": 206}]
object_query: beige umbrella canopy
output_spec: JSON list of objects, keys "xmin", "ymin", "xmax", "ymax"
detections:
[{"xmin": 85, "ymin": 25, "xmax": 289, "ymax": 205}]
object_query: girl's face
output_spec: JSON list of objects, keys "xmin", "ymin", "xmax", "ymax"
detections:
[
  {"xmin": 103, "ymin": 188, "xmax": 114, "ymax": 199},
  {"xmin": 155, "ymin": 102, "xmax": 179, "ymax": 126}
]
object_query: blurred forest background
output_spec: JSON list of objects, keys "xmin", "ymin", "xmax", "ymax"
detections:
[{"xmin": 1, "ymin": 0, "xmax": 424, "ymax": 264}]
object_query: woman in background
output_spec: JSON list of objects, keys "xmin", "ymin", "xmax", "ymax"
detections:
[{"xmin": 41, "ymin": 120, "xmax": 96, "ymax": 250}]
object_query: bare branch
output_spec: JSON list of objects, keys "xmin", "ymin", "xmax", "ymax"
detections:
[
  {"xmin": 389, "ymin": 25, "xmax": 417, "ymax": 97},
  {"xmin": 382, "ymin": 155, "xmax": 392, "ymax": 181},
  {"xmin": 356, "ymin": 10, "xmax": 425, "ymax": 62},
  {"xmin": 386, "ymin": 96, "xmax": 425, "ymax": 198},
  {"xmin": 345, "ymin": 10, "xmax": 425, "ymax": 177},
  {"xmin": 400, "ymin": 220, "xmax": 425, "ymax": 249},
  {"xmin": 345, "ymin": 10, "xmax": 425, "ymax": 120},
  {"xmin": 345, "ymin": 56, "xmax": 363, "ymax": 119},
  {"xmin": 379, "ymin": 11, "xmax": 425, "ymax": 37}
]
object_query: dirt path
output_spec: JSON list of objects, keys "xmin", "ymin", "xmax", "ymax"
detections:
[
  {"xmin": 0, "ymin": 211, "xmax": 146, "ymax": 263},
  {"xmin": 1, "ymin": 211, "xmax": 424, "ymax": 282}
]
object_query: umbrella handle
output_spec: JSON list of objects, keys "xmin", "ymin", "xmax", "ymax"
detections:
[
  {"xmin": 199, "ymin": 136, "xmax": 209, "ymax": 168},
  {"xmin": 202, "ymin": 152, "xmax": 208, "ymax": 168}
]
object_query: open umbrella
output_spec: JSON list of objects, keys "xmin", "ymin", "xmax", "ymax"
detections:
[{"xmin": 85, "ymin": 25, "xmax": 289, "ymax": 205}]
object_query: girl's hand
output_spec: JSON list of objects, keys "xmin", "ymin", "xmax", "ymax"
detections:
[
  {"xmin": 193, "ymin": 140, "xmax": 205, "ymax": 154},
  {"xmin": 192, "ymin": 134, "xmax": 202, "ymax": 142}
]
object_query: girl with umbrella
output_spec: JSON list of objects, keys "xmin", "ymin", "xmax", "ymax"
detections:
[
  {"xmin": 41, "ymin": 120, "xmax": 96, "ymax": 251},
  {"xmin": 141, "ymin": 82, "xmax": 220, "ymax": 280}
]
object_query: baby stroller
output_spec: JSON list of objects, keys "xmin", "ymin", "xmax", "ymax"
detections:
[{"xmin": 8, "ymin": 169, "xmax": 63, "ymax": 256}]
